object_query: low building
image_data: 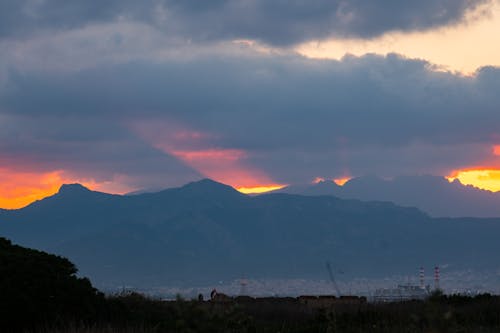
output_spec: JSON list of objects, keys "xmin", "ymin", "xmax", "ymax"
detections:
[{"xmin": 373, "ymin": 285, "xmax": 430, "ymax": 302}]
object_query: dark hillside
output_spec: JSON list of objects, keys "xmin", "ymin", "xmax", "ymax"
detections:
[{"xmin": 0, "ymin": 237, "xmax": 106, "ymax": 331}]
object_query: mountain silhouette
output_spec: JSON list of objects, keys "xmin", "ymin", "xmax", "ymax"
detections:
[
  {"xmin": 58, "ymin": 183, "xmax": 92, "ymax": 194},
  {"xmin": 1, "ymin": 178, "xmax": 499, "ymax": 288},
  {"xmin": 277, "ymin": 175, "xmax": 500, "ymax": 217}
]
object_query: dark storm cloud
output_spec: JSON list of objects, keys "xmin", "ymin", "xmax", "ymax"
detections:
[
  {"xmin": 4, "ymin": 54, "xmax": 498, "ymax": 147},
  {"xmin": 0, "ymin": 0, "xmax": 490, "ymax": 45},
  {"xmin": 167, "ymin": 0, "xmax": 490, "ymax": 44},
  {"xmin": 1, "ymin": 53, "xmax": 499, "ymax": 185},
  {"xmin": 0, "ymin": 0, "xmax": 154, "ymax": 38}
]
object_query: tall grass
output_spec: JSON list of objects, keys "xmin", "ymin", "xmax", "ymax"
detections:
[{"xmin": 29, "ymin": 324, "xmax": 157, "ymax": 333}]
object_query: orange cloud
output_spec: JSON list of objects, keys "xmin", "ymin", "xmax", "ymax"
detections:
[
  {"xmin": 447, "ymin": 168, "xmax": 500, "ymax": 192},
  {"xmin": 0, "ymin": 168, "xmax": 133, "ymax": 209},
  {"xmin": 493, "ymin": 145, "xmax": 500, "ymax": 156}
]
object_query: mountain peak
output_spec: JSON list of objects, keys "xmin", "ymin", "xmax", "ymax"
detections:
[
  {"xmin": 179, "ymin": 179, "xmax": 242, "ymax": 196},
  {"xmin": 315, "ymin": 179, "xmax": 341, "ymax": 187},
  {"xmin": 58, "ymin": 183, "xmax": 91, "ymax": 195}
]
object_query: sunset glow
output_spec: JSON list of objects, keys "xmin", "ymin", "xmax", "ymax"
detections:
[
  {"xmin": 493, "ymin": 145, "xmax": 500, "ymax": 156},
  {"xmin": 169, "ymin": 147, "xmax": 279, "ymax": 189},
  {"xmin": 0, "ymin": 169, "xmax": 133, "ymax": 209},
  {"xmin": 447, "ymin": 169, "xmax": 500, "ymax": 192},
  {"xmin": 133, "ymin": 121, "xmax": 284, "ymax": 191},
  {"xmin": 236, "ymin": 184, "xmax": 287, "ymax": 194},
  {"xmin": 333, "ymin": 177, "xmax": 351, "ymax": 186},
  {"xmin": 0, "ymin": 170, "xmax": 64, "ymax": 209}
]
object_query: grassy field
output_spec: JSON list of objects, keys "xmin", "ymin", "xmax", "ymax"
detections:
[{"xmin": 16, "ymin": 292, "xmax": 500, "ymax": 333}]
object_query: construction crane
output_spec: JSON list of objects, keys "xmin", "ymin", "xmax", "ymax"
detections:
[{"xmin": 326, "ymin": 261, "xmax": 342, "ymax": 298}]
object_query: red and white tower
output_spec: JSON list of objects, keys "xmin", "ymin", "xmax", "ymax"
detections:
[
  {"xmin": 419, "ymin": 266, "xmax": 425, "ymax": 289},
  {"xmin": 434, "ymin": 265, "xmax": 440, "ymax": 291}
]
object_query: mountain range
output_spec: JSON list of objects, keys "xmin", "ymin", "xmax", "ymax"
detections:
[
  {"xmin": 1, "ymin": 179, "xmax": 499, "ymax": 289},
  {"xmin": 277, "ymin": 175, "xmax": 500, "ymax": 218}
]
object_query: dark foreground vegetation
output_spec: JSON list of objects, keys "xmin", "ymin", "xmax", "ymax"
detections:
[{"xmin": 2, "ymin": 237, "xmax": 500, "ymax": 332}]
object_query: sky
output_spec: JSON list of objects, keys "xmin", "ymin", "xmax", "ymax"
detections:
[{"xmin": 1, "ymin": 0, "xmax": 500, "ymax": 208}]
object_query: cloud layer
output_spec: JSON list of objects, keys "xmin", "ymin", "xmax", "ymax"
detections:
[
  {"xmin": 0, "ymin": 0, "xmax": 489, "ymax": 44},
  {"xmin": 1, "ymin": 50, "xmax": 499, "ymax": 189}
]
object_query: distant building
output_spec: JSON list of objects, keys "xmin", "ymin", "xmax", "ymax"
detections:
[{"xmin": 373, "ymin": 285, "xmax": 430, "ymax": 302}]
